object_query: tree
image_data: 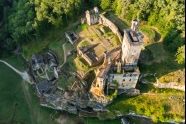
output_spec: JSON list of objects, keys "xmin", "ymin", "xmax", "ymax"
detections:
[
  {"xmin": 100, "ymin": 0, "xmax": 111, "ymax": 10},
  {"xmin": 175, "ymin": 45, "xmax": 185, "ymax": 64}
]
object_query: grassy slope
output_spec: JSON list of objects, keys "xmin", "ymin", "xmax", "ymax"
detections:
[
  {"xmin": 0, "ymin": 55, "xmax": 59, "ymax": 124},
  {"xmin": 0, "ymin": 56, "xmax": 122, "ymax": 124},
  {"xmin": 49, "ymin": 40, "xmax": 64, "ymax": 65},
  {"xmin": 107, "ymin": 88, "xmax": 184, "ymax": 123},
  {"xmin": 0, "ymin": 56, "xmax": 31, "ymax": 123}
]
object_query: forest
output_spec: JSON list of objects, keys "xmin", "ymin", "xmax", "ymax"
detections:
[{"xmin": 0, "ymin": 0, "xmax": 185, "ymax": 64}]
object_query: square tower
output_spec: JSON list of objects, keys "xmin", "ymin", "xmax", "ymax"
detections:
[
  {"xmin": 121, "ymin": 19, "xmax": 144, "ymax": 69},
  {"xmin": 85, "ymin": 7, "xmax": 99, "ymax": 26}
]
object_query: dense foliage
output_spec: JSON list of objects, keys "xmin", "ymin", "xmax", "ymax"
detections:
[
  {"xmin": 0, "ymin": 0, "xmax": 96, "ymax": 58},
  {"xmin": 0, "ymin": 0, "xmax": 185, "ymax": 61},
  {"xmin": 175, "ymin": 45, "xmax": 185, "ymax": 64},
  {"xmin": 100, "ymin": 0, "xmax": 185, "ymax": 62}
]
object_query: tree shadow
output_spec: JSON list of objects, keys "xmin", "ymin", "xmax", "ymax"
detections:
[
  {"xmin": 139, "ymin": 40, "xmax": 184, "ymax": 80},
  {"xmin": 153, "ymin": 29, "xmax": 161, "ymax": 42}
]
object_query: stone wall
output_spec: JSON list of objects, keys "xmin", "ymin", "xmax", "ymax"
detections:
[
  {"xmin": 81, "ymin": 53, "xmax": 104, "ymax": 66},
  {"xmin": 99, "ymin": 14, "xmax": 123, "ymax": 43},
  {"xmin": 155, "ymin": 79, "xmax": 185, "ymax": 91}
]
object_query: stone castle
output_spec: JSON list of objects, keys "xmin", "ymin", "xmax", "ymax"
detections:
[
  {"xmin": 83, "ymin": 7, "xmax": 144, "ymax": 103},
  {"xmin": 27, "ymin": 7, "xmax": 144, "ymax": 115}
]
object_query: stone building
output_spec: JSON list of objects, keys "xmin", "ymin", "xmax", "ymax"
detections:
[
  {"xmin": 108, "ymin": 19, "xmax": 144, "ymax": 90},
  {"xmin": 78, "ymin": 44, "xmax": 104, "ymax": 66},
  {"xmin": 85, "ymin": 7, "xmax": 99, "ymax": 26},
  {"xmin": 121, "ymin": 19, "xmax": 144, "ymax": 71},
  {"xmin": 65, "ymin": 30, "xmax": 79, "ymax": 45},
  {"xmin": 89, "ymin": 18, "xmax": 144, "ymax": 100},
  {"xmin": 109, "ymin": 69, "xmax": 140, "ymax": 89},
  {"xmin": 30, "ymin": 54, "xmax": 45, "ymax": 76}
]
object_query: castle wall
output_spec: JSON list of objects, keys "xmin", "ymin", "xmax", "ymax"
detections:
[
  {"xmin": 80, "ymin": 53, "xmax": 104, "ymax": 67},
  {"xmin": 99, "ymin": 14, "xmax": 123, "ymax": 43}
]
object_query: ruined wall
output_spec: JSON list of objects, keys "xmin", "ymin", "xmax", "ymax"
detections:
[
  {"xmin": 86, "ymin": 11, "xmax": 99, "ymax": 26},
  {"xmin": 81, "ymin": 53, "xmax": 104, "ymax": 67},
  {"xmin": 99, "ymin": 14, "xmax": 123, "ymax": 43}
]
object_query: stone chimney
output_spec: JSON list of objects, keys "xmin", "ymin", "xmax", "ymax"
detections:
[{"xmin": 131, "ymin": 18, "xmax": 139, "ymax": 31}]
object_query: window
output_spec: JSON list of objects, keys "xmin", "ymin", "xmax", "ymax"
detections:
[
  {"xmin": 123, "ymin": 74, "xmax": 126, "ymax": 77},
  {"xmin": 130, "ymin": 74, "xmax": 132, "ymax": 77},
  {"xmin": 133, "ymin": 74, "xmax": 137, "ymax": 76}
]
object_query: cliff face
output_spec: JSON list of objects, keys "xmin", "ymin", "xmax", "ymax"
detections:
[
  {"xmin": 155, "ymin": 79, "xmax": 185, "ymax": 91},
  {"xmin": 139, "ymin": 73, "xmax": 185, "ymax": 91}
]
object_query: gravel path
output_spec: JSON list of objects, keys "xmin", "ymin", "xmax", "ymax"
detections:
[
  {"xmin": 59, "ymin": 42, "xmax": 67, "ymax": 68},
  {"xmin": 0, "ymin": 60, "xmax": 32, "ymax": 84}
]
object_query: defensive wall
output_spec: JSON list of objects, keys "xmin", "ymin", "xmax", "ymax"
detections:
[{"xmin": 99, "ymin": 14, "xmax": 123, "ymax": 43}]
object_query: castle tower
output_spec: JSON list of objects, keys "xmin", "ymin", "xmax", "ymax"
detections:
[
  {"xmin": 121, "ymin": 19, "xmax": 144, "ymax": 70},
  {"xmin": 85, "ymin": 7, "xmax": 99, "ymax": 26},
  {"xmin": 131, "ymin": 18, "xmax": 139, "ymax": 31},
  {"xmin": 85, "ymin": 10, "xmax": 91, "ymax": 25}
]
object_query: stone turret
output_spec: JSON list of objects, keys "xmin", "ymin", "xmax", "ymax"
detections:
[
  {"xmin": 131, "ymin": 18, "xmax": 139, "ymax": 31},
  {"xmin": 85, "ymin": 7, "xmax": 99, "ymax": 25}
]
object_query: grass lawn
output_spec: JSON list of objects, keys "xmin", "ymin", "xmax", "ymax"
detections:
[
  {"xmin": 75, "ymin": 23, "xmax": 89, "ymax": 32},
  {"xmin": 77, "ymin": 40, "xmax": 91, "ymax": 47},
  {"xmin": 49, "ymin": 40, "xmax": 64, "ymax": 65},
  {"xmin": 0, "ymin": 55, "xmax": 60, "ymax": 124},
  {"xmin": 141, "ymin": 75, "xmax": 156, "ymax": 83},
  {"xmin": 139, "ymin": 55, "xmax": 185, "ymax": 84},
  {"xmin": 146, "ymin": 42, "xmax": 169, "ymax": 63},
  {"xmin": 139, "ymin": 26, "xmax": 156, "ymax": 40},
  {"xmin": 22, "ymin": 27, "xmax": 63, "ymax": 59},
  {"xmin": 0, "ymin": 56, "xmax": 31, "ymax": 123}
]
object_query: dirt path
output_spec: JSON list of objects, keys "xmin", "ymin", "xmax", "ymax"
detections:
[
  {"xmin": 21, "ymin": 80, "xmax": 34, "ymax": 123},
  {"xmin": 0, "ymin": 60, "xmax": 32, "ymax": 84},
  {"xmin": 59, "ymin": 42, "xmax": 67, "ymax": 68}
]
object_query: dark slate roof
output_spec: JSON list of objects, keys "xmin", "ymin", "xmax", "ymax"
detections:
[
  {"xmin": 30, "ymin": 54, "xmax": 44, "ymax": 70},
  {"xmin": 36, "ymin": 80, "xmax": 53, "ymax": 95},
  {"xmin": 85, "ymin": 52, "xmax": 97, "ymax": 63}
]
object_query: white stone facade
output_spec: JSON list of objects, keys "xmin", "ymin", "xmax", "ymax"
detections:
[{"xmin": 109, "ymin": 72, "xmax": 140, "ymax": 89}]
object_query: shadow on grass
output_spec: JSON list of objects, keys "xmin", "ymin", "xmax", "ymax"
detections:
[
  {"xmin": 139, "ymin": 41, "xmax": 184, "ymax": 80},
  {"xmin": 154, "ymin": 29, "xmax": 161, "ymax": 42},
  {"xmin": 104, "ymin": 11, "xmax": 129, "ymax": 35}
]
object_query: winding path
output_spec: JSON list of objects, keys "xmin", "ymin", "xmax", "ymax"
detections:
[
  {"xmin": 0, "ymin": 60, "xmax": 32, "ymax": 84},
  {"xmin": 59, "ymin": 42, "xmax": 67, "ymax": 68}
]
